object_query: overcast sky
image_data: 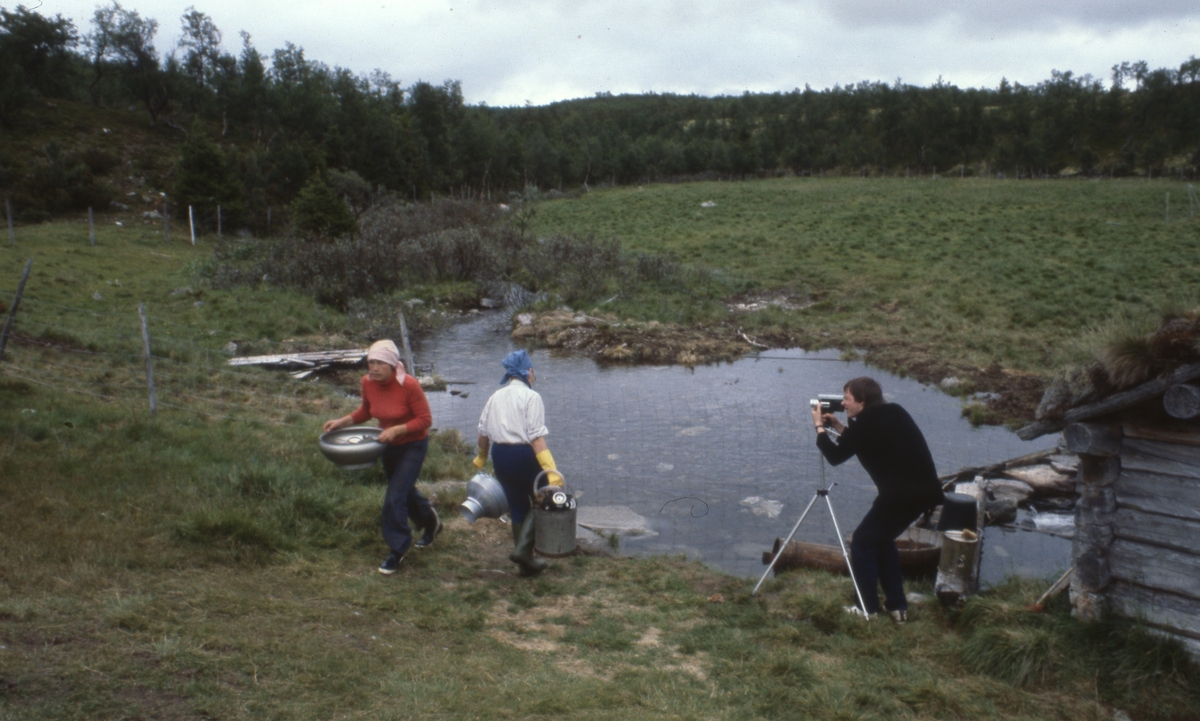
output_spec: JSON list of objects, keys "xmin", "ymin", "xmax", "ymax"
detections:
[{"xmin": 40, "ymin": 0, "xmax": 1200, "ymax": 106}]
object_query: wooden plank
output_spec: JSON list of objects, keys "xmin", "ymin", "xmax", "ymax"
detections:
[
  {"xmin": 937, "ymin": 447, "xmax": 1057, "ymax": 484},
  {"xmin": 1107, "ymin": 583, "xmax": 1200, "ymax": 641},
  {"xmin": 1113, "ymin": 508, "xmax": 1200, "ymax": 555},
  {"xmin": 1116, "ymin": 469, "xmax": 1200, "ymax": 521},
  {"xmin": 1121, "ymin": 438, "xmax": 1200, "ymax": 478},
  {"xmin": 1108, "ymin": 539, "xmax": 1200, "ymax": 600},
  {"xmin": 227, "ymin": 349, "xmax": 368, "ymax": 368},
  {"xmin": 1123, "ymin": 424, "xmax": 1200, "ymax": 447},
  {"xmin": 1017, "ymin": 361, "xmax": 1200, "ymax": 439}
]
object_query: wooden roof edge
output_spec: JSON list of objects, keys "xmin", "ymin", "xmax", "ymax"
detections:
[{"xmin": 1017, "ymin": 361, "xmax": 1200, "ymax": 441}]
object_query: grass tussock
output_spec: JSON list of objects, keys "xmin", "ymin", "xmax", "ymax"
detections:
[{"xmin": 955, "ymin": 580, "xmax": 1200, "ymax": 707}]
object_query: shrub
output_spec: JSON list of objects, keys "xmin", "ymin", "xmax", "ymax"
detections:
[
  {"xmin": 291, "ymin": 171, "xmax": 356, "ymax": 237},
  {"xmin": 174, "ymin": 126, "xmax": 245, "ymax": 232}
]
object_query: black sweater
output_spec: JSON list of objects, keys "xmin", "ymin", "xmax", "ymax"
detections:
[{"xmin": 815, "ymin": 403, "xmax": 942, "ymax": 505}]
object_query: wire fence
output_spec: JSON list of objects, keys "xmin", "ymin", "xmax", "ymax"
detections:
[{"xmin": 0, "ymin": 292, "xmax": 339, "ymax": 428}]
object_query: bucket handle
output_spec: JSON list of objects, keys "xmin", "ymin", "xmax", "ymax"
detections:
[{"xmin": 532, "ymin": 469, "xmax": 569, "ymax": 496}]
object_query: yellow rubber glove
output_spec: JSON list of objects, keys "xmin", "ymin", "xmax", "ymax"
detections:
[
  {"xmin": 473, "ymin": 451, "xmax": 487, "ymax": 470},
  {"xmin": 535, "ymin": 449, "xmax": 563, "ymax": 486}
]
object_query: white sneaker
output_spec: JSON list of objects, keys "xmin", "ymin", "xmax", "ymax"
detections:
[
  {"xmin": 889, "ymin": 609, "xmax": 908, "ymax": 624},
  {"xmin": 844, "ymin": 605, "xmax": 876, "ymax": 620}
]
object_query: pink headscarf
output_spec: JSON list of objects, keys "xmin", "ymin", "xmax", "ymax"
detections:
[{"xmin": 367, "ymin": 340, "xmax": 406, "ymax": 383}]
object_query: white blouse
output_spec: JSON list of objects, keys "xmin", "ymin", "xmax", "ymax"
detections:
[{"xmin": 478, "ymin": 379, "xmax": 549, "ymax": 444}]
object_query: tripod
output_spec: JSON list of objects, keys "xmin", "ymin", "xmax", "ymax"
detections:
[{"xmin": 752, "ymin": 428, "xmax": 870, "ymax": 619}]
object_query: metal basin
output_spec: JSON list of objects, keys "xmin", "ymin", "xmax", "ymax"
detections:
[
  {"xmin": 461, "ymin": 472, "xmax": 509, "ymax": 523},
  {"xmin": 319, "ymin": 426, "xmax": 384, "ymax": 470}
]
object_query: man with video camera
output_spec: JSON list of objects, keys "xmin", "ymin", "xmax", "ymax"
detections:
[{"xmin": 811, "ymin": 377, "xmax": 944, "ymax": 622}]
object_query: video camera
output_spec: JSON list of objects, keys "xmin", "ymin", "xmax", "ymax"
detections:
[{"xmin": 809, "ymin": 394, "xmax": 845, "ymax": 414}]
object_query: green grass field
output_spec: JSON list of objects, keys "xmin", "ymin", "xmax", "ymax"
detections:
[
  {"xmin": 534, "ymin": 177, "xmax": 1200, "ymax": 375},
  {"xmin": 2, "ymin": 200, "xmax": 1200, "ymax": 718}
]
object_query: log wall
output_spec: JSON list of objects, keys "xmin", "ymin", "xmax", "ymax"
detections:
[{"xmin": 1069, "ymin": 422, "xmax": 1200, "ymax": 660}]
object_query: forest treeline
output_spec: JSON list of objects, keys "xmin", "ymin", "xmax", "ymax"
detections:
[{"xmin": 2, "ymin": 3, "xmax": 1200, "ymax": 229}]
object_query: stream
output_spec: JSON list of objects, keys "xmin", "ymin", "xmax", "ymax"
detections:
[{"xmin": 418, "ymin": 311, "xmax": 1071, "ymax": 585}]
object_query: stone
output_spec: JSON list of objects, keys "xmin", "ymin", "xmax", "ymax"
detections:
[
  {"xmin": 984, "ymin": 498, "xmax": 1018, "ymax": 525},
  {"xmin": 940, "ymin": 376, "xmax": 961, "ymax": 390},
  {"xmin": 480, "ymin": 298, "xmax": 500, "ymax": 309},
  {"xmin": 984, "ymin": 478, "xmax": 1034, "ymax": 503},
  {"xmin": 222, "ymin": 341, "xmax": 238, "ymax": 355},
  {"xmin": 1002, "ymin": 465, "xmax": 1075, "ymax": 494},
  {"xmin": 577, "ymin": 505, "xmax": 657, "ymax": 537},
  {"xmin": 1049, "ymin": 453, "xmax": 1078, "ymax": 474}
]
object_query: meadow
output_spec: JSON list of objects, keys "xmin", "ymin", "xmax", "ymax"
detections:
[
  {"xmin": 534, "ymin": 176, "xmax": 1200, "ymax": 380},
  {"xmin": 2, "ymin": 187, "xmax": 1199, "ymax": 719}
]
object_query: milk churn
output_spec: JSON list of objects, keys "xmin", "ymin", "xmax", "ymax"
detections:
[{"xmin": 532, "ymin": 471, "xmax": 577, "ymax": 557}]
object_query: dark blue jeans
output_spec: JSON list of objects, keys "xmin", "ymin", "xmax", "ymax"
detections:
[
  {"xmin": 490, "ymin": 443, "xmax": 541, "ymax": 524},
  {"xmin": 380, "ymin": 439, "xmax": 435, "ymax": 556},
  {"xmin": 850, "ymin": 497, "xmax": 933, "ymax": 614}
]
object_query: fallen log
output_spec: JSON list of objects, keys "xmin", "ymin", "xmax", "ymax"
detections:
[{"xmin": 762, "ymin": 527, "xmax": 941, "ymax": 578}]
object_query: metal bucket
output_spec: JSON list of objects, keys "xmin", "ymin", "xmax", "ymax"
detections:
[
  {"xmin": 460, "ymin": 472, "xmax": 509, "ymax": 523},
  {"xmin": 937, "ymin": 493, "xmax": 978, "ymax": 533},
  {"xmin": 532, "ymin": 471, "xmax": 577, "ymax": 557}
]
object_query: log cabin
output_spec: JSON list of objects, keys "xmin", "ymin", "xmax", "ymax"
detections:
[{"xmin": 1019, "ymin": 362, "xmax": 1200, "ymax": 660}]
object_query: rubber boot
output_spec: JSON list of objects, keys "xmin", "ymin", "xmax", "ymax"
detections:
[{"xmin": 509, "ymin": 514, "xmax": 546, "ymax": 577}]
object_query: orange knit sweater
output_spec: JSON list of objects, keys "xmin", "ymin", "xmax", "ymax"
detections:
[{"xmin": 349, "ymin": 374, "xmax": 432, "ymax": 444}]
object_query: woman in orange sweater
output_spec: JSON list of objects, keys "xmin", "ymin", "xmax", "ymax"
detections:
[{"xmin": 324, "ymin": 340, "xmax": 440, "ymax": 575}]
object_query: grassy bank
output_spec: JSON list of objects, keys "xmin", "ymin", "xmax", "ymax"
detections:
[
  {"xmin": 3, "ymin": 210, "xmax": 1200, "ymax": 718},
  {"xmin": 1, "ymin": 383, "xmax": 1197, "ymax": 718},
  {"xmin": 534, "ymin": 177, "xmax": 1200, "ymax": 377}
]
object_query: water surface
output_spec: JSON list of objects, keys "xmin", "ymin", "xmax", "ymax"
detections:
[{"xmin": 420, "ymin": 312, "xmax": 1070, "ymax": 584}]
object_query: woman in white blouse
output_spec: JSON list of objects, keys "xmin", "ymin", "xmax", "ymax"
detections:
[{"xmin": 475, "ymin": 350, "xmax": 563, "ymax": 576}]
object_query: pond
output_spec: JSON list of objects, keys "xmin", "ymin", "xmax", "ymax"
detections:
[{"xmin": 419, "ymin": 312, "xmax": 1071, "ymax": 586}]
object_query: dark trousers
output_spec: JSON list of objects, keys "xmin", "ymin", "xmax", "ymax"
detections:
[
  {"xmin": 850, "ymin": 496, "xmax": 935, "ymax": 614},
  {"xmin": 490, "ymin": 443, "xmax": 541, "ymax": 524},
  {"xmin": 380, "ymin": 439, "xmax": 435, "ymax": 556}
]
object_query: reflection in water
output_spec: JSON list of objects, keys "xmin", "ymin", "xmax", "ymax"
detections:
[{"xmin": 420, "ymin": 312, "xmax": 1070, "ymax": 582}]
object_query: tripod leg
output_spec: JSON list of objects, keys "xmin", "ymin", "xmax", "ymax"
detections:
[
  {"xmin": 825, "ymin": 493, "xmax": 871, "ymax": 620},
  {"xmin": 752, "ymin": 492, "xmax": 821, "ymax": 595}
]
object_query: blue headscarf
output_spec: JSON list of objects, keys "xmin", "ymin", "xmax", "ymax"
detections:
[{"xmin": 500, "ymin": 349, "xmax": 533, "ymax": 386}]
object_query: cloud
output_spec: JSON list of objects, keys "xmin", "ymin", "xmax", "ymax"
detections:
[
  {"xmin": 813, "ymin": 0, "xmax": 1200, "ymax": 32},
  {"xmin": 42, "ymin": 0, "xmax": 1200, "ymax": 106}
]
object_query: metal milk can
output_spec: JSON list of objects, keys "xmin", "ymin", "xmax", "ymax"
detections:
[{"xmin": 532, "ymin": 471, "xmax": 577, "ymax": 557}]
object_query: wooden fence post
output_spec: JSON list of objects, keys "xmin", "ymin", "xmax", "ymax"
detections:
[
  {"xmin": 398, "ymin": 312, "xmax": 415, "ymax": 377},
  {"xmin": 188, "ymin": 205, "xmax": 196, "ymax": 245},
  {"xmin": 89, "ymin": 207, "xmax": 95, "ymax": 246},
  {"xmin": 138, "ymin": 303, "xmax": 157, "ymax": 415},
  {"xmin": 0, "ymin": 258, "xmax": 33, "ymax": 362},
  {"xmin": 6, "ymin": 197, "xmax": 13, "ymax": 246}
]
